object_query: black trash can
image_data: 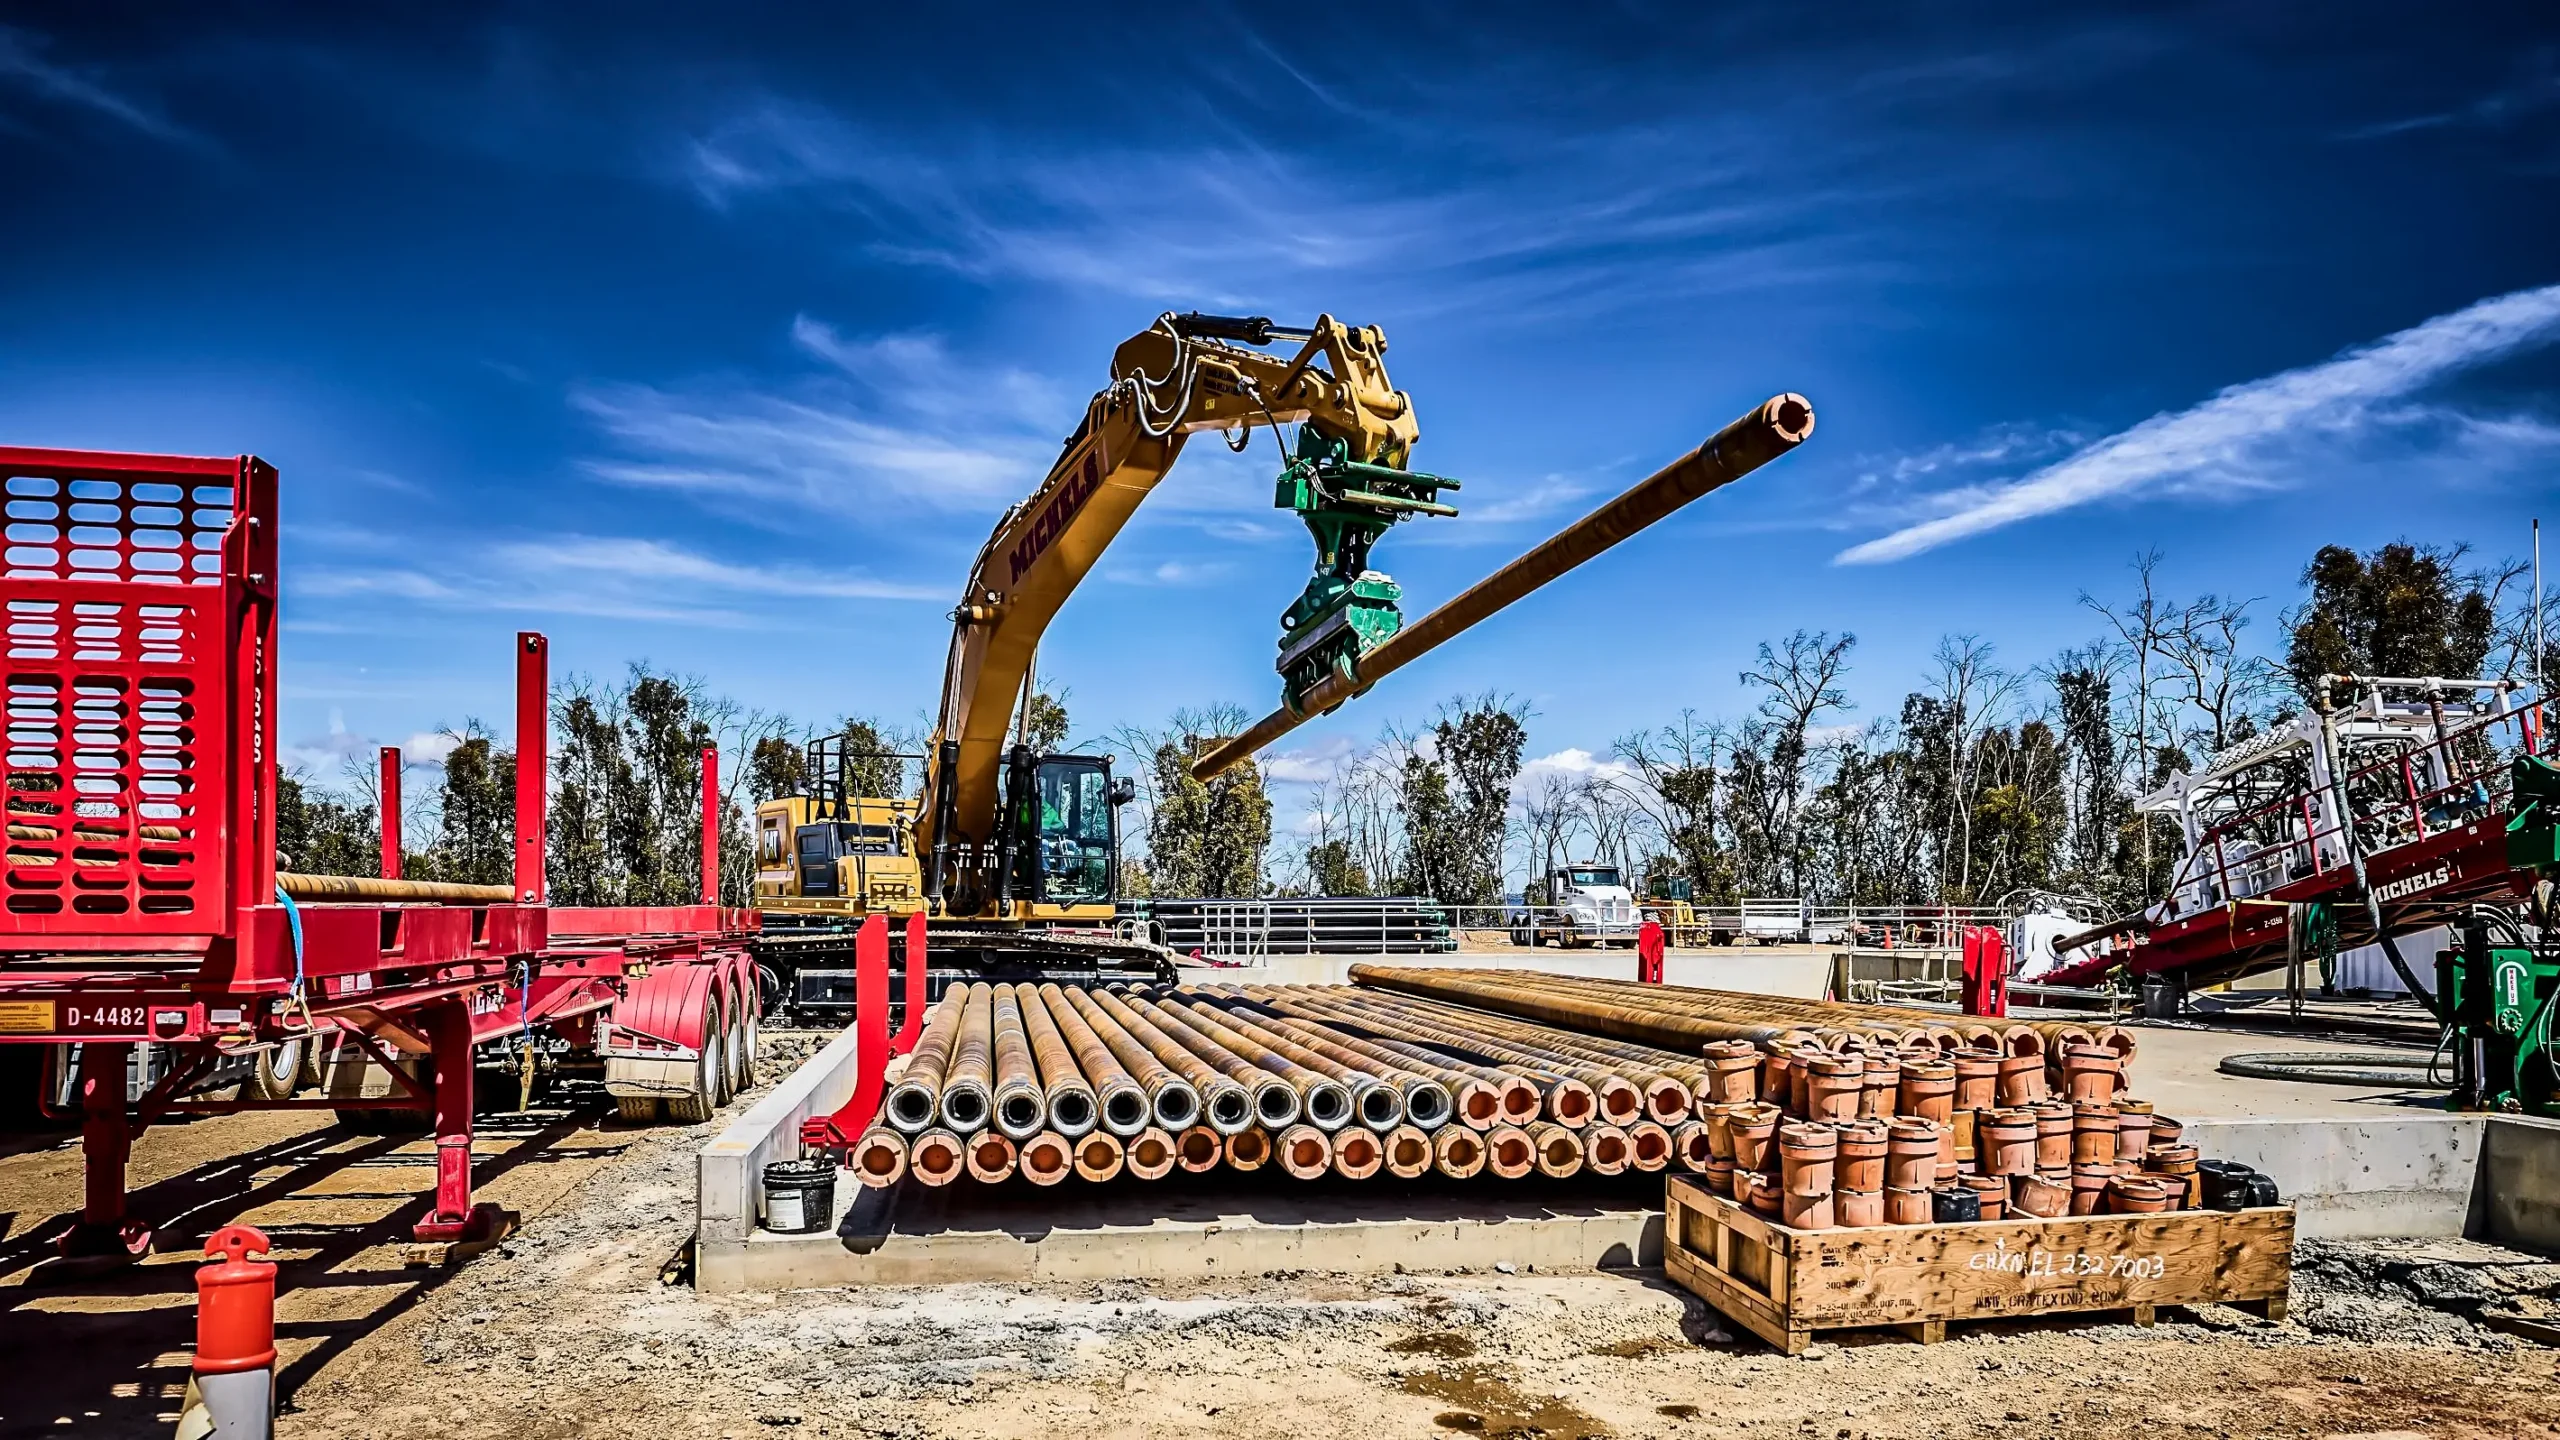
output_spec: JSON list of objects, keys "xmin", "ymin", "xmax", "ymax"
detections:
[{"xmin": 762, "ymin": 1157, "xmax": 838, "ymax": 1234}]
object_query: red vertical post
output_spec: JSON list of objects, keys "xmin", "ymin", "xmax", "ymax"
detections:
[
  {"xmin": 700, "ymin": 744, "xmax": 720, "ymax": 906},
  {"xmin": 379, "ymin": 746, "xmax": 402, "ymax": 880},
  {"xmin": 894, "ymin": 911, "xmax": 928, "ymax": 1053},
  {"xmin": 514, "ymin": 633, "xmax": 547, "ymax": 905},
  {"xmin": 851, "ymin": 914, "xmax": 890, "ymax": 1131}
]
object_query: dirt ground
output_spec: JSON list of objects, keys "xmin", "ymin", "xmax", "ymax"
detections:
[{"xmin": 5, "ymin": 1034, "xmax": 2557, "ymax": 1440}]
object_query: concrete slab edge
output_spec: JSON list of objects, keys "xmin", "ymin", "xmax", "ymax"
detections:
[{"xmin": 698, "ymin": 1023, "xmax": 859, "ymax": 1245}]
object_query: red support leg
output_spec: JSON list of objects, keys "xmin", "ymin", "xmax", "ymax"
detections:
[
  {"xmin": 64, "ymin": 1042, "xmax": 148, "ymax": 1258},
  {"xmin": 413, "ymin": 1001, "xmax": 506, "ymax": 1244}
]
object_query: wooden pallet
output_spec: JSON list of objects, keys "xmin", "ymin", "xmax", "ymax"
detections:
[{"xmin": 1664, "ymin": 1175, "xmax": 2292, "ymax": 1355}]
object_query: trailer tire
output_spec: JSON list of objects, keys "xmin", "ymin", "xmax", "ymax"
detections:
[
  {"xmin": 615, "ymin": 1094, "xmax": 662, "ymax": 1123},
  {"xmin": 727, "ymin": 986, "xmax": 755, "ymax": 1096},
  {"xmin": 664, "ymin": 1000, "xmax": 726, "ymax": 1124},
  {"xmin": 253, "ymin": 1037, "xmax": 305, "ymax": 1100}
]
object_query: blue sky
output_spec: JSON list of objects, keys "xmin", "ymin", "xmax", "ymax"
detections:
[{"xmin": 3, "ymin": 5, "xmax": 2555, "ymax": 804}]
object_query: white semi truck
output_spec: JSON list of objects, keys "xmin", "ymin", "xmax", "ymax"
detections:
[{"xmin": 1510, "ymin": 862, "xmax": 1646, "ymax": 948}]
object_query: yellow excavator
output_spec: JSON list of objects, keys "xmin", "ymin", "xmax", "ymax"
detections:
[{"xmin": 754, "ymin": 310, "xmax": 1814, "ymax": 1003}]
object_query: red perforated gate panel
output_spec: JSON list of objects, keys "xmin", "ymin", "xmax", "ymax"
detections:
[{"xmin": 0, "ymin": 449, "xmax": 274, "ymax": 948}]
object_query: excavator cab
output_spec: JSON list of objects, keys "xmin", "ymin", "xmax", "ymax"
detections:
[{"xmin": 990, "ymin": 749, "xmax": 1134, "ymax": 912}]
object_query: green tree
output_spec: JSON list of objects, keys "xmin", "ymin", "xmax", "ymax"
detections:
[
  {"xmin": 1147, "ymin": 731, "xmax": 1271, "ymax": 898},
  {"xmin": 748, "ymin": 733, "xmax": 807, "ymax": 802},
  {"xmin": 275, "ymin": 772, "xmax": 378, "ymax": 877},
  {"xmin": 1305, "ymin": 838, "xmax": 1371, "ymax": 896},
  {"xmin": 2286, "ymin": 543, "xmax": 2495, "ymax": 703},
  {"xmin": 413, "ymin": 727, "xmax": 516, "ymax": 886}
]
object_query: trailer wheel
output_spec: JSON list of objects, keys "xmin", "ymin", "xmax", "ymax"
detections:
[
  {"xmin": 615, "ymin": 1094, "xmax": 662, "ymax": 1123},
  {"xmin": 727, "ymin": 986, "xmax": 755, "ymax": 1096},
  {"xmin": 253, "ymin": 1037, "xmax": 305, "ymax": 1100},
  {"xmin": 664, "ymin": 1000, "xmax": 726, "ymax": 1124}
]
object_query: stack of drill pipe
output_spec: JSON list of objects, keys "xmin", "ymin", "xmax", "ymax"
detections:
[
  {"xmin": 1488, "ymin": 968, "xmax": 2131, "ymax": 1056},
  {"xmin": 1344, "ymin": 965, "xmax": 1960, "ymax": 1057},
  {"xmin": 1109, "ymin": 991, "xmax": 1305, "ymax": 1131},
  {"xmin": 1262, "ymin": 985, "xmax": 1705, "ymax": 1124},
  {"xmin": 1056, "ymin": 983, "xmax": 1204, "ymax": 1133},
  {"xmin": 1017, "ymin": 981, "xmax": 1102, "ymax": 1138},
  {"xmin": 1452, "ymin": 969, "xmax": 2135, "ymax": 1066},
  {"xmin": 1260, "ymin": 985, "xmax": 1619, "ymax": 1132},
  {"xmin": 883, "ymin": 990, "xmax": 968, "ymax": 1134},
  {"xmin": 1125, "ymin": 992, "xmax": 1348, "ymax": 1132},
  {"xmin": 1084, "ymin": 985, "xmax": 1256, "ymax": 1136},
  {"xmin": 1183, "ymin": 990, "xmax": 1459, "ymax": 1131},
  {"xmin": 1484, "ymin": 971, "xmax": 1956, "ymax": 1051},
  {"xmin": 1036, "ymin": 983, "xmax": 1153, "ymax": 1137},
  {"xmin": 1233, "ymin": 988, "xmax": 1538, "ymax": 1128},
  {"xmin": 1164, "ymin": 993, "xmax": 1411, "ymax": 1131}
]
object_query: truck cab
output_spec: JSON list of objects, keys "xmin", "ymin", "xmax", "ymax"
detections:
[{"xmin": 1512, "ymin": 862, "xmax": 1644, "ymax": 948}]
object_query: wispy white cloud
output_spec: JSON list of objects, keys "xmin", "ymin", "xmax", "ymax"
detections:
[
  {"xmin": 1101, "ymin": 558, "xmax": 1233, "ymax": 588},
  {"xmin": 0, "ymin": 26, "xmax": 208, "ymax": 149},
  {"xmin": 1836, "ymin": 283, "xmax": 2560, "ymax": 565},
  {"xmin": 299, "ymin": 532, "xmax": 935, "ymax": 626},
  {"xmin": 572, "ymin": 314, "xmax": 1071, "ymax": 524}
]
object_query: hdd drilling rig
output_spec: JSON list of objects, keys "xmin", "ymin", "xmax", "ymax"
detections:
[{"xmin": 755, "ymin": 312, "xmax": 1816, "ymax": 1017}]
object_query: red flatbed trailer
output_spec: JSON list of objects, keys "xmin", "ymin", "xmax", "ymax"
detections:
[{"xmin": 0, "ymin": 446, "xmax": 762, "ymax": 1259}]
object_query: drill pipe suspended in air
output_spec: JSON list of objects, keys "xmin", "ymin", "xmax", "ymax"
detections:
[{"xmin": 1192, "ymin": 393, "xmax": 1815, "ymax": 780}]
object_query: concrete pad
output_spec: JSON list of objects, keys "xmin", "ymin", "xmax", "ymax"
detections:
[
  {"xmin": 2482, "ymin": 1115, "xmax": 2560, "ymax": 1251},
  {"xmin": 2119, "ymin": 1025, "xmax": 2450, "ymax": 1119},
  {"xmin": 697, "ymin": 1172, "xmax": 1665, "ymax": 1294},
  {"xmin": 2185, "ymin": 1115, "xmax": 2483, "ymax": 1239}
]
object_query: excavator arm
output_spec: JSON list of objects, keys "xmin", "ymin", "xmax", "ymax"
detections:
[{"xmin": 918, "ymin": 312, "xmax": 1434, "ymax": 912}]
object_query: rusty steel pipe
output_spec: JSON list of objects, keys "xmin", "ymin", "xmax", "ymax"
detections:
[
  {"xmin": 1260, "ymin": 987, "xmax": 1563, "ymax": 1125},
  {"xmin": 1525, "ymin": 1121, "xmax": 1586, "ymax": 1178},
  {"xmin": 989, "ymin": 985, "xmax": 1048, "ymax": 1141},
  {"xmin": 1315, "ymin": 985, "xmax": 1700, "ymax": 1124},
  {"xmin": 1190, "ymin": 986, "xmax": 1459, "ymax": 1128},
  {"xmin": 1382, "ymin": 1123, "xmax": 1434, "ymax": 1179},
  {"xmin": 1174, "ymin": 1124, "xmax": 1223, "ymax": 1173},
  {"xmin": 906, "ymin": 1128, "xmax": 964, "ymax": 1188},
  {"xmin": 1344, "ymin": 966, "xmax": 1828, "ymax": 1054},
  {"xmin": 1013, "ymin": 982, "xmax": 1101, "ymax": 1138},
  {"xmin": 1583, "ymin": 1122, "xmax": 1633, "ymax": 1176},
  {"xmin": 1037, "ymin": 982, "xmax": 1151, "ymax": 1136},
  {"xmin": 1488, "ymin": 970, "xmax": 2124, "ymax": 1063},
  {"xmin": 1168, "ymin": 993, "xmax": 1404, "ymax": 1130},
  {"xmin": 850, "ymin": 1127, "xmax": 909, "ymax": 1188},
  {"xmin": 1274, "ymin": 1123, "xmax": 1334, "ymax": 1179},
  {"xmin": 1224, "ymin": 1126, "xmax": 1273, "ymax": 1172},
  {"xmin": 1071, "ymin": 1130, "xmax": 1126, "ymax": 1182},
  {"xmin": 1119, "ymin": 993, "xmax": 1310, "ymax": 1131},
  {"xmin": 1330, "ymin": 1125, "xmax": 1386, "ymax": 1180},
  {"xmin": 1017, "ymin": 1130, "xmax": 1073, "ymax": 1186},
  {"xmin": 1124, "ymin": 1126, "xmax": 1178, "ymax": 1180},
  {"xmin": 885, "ymin": 989, "xmax": 969, "ymax": 1134},
  {"xmin": 276, "ymin": 871, "xmax": 513, "ymax": 904},
  {"xmin": 1058, "ymin": 983, "xmax": 1202, "ymax": 1132},
  {"xmin": 939, "ymin": 982, "xmax": 996, "ymax": 1133},
  {"xmin": 1086, "ymin": 986, "xmax": 1256, "ymax": 1135},
  {"xmin": 964, "ymin": 1130, "xmax": 1018, "ymax": 1183},
  {"xmin": 1432, "ymin": 1124, "xmax": 1487, "ymax": 1179},
  {"xmin": 1194, "ymin": 393, "xmax": 1814, "ymax": 780},
  {"xmin": 1224, "ymin": 991, "xmax": 1496, "ymax": 1129},
  {"xmin": 1485, "ymin": 1124, "xmax": 1536, "ymax": 1179},
  {"xmin": 1289, "ymin": 987, "xmax": 1617, "ymax": 1127}
]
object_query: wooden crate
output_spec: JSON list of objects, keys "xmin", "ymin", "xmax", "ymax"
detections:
[{"xmin": 1664, "ymin": 1175, "xmax": 2293, "ymax": 1354}]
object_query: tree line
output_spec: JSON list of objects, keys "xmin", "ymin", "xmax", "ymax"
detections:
[{"xmin": 280, "ymin": 539, "xmax": 2554, "ymax": 913}]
